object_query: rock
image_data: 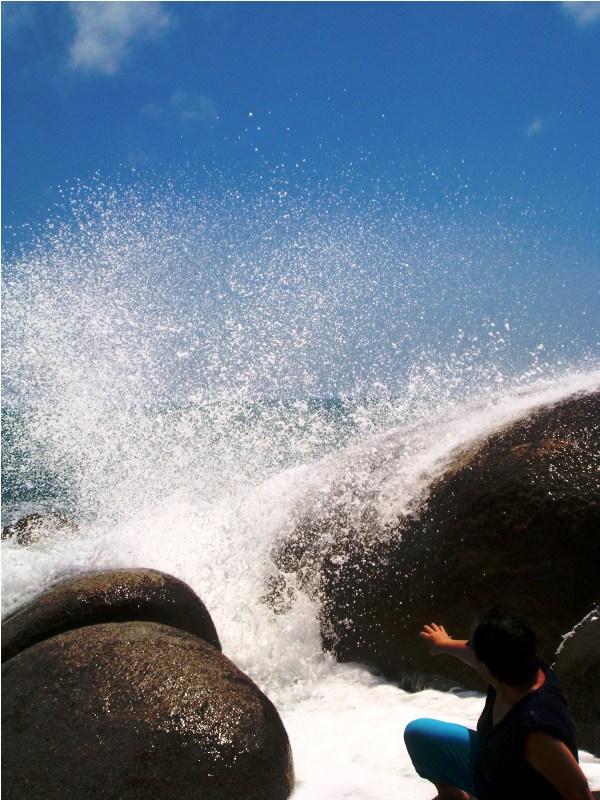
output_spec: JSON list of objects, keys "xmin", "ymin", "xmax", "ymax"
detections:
[
  {"xmin": 1, "ymin": 512, "xmax": 77, "ymax": 545},
  {"xmin": 272, "ymin": 391, "xmax": 600, "ymax": 699},
  {"xmin": 2, "ymin": 621, "xmax": 294, "ymax": 800},
  {"xmin": 2, "ymin": 568, "xmax": 221, "ymax": 662},
  {"xmin": 553, "ymin": 608, "xmax": 600, "ymax": 757}
]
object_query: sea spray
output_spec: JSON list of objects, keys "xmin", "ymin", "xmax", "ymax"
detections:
[
  {"xmin": 4, "ymin": 175, "xmax": 594, "ymax": 525},
  {"xmin": 2, "ymin": 176, "xmax": 599, "ymax": 797}
]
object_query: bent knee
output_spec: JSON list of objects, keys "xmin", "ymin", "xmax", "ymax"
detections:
[{"xmin": 405, "ymin": 718, "xmax": 439, "ymax": 739}]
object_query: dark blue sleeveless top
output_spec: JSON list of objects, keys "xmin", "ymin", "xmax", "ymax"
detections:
[{"xmin": 474, "ymin": 665, "xmax": 578, "ymax": 800}]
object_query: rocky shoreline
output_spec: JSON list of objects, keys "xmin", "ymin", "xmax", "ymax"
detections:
[
  {"xmin": 270, "ymin": 390, "xmax": 600, "ymax": 757},
  {"xmin": 3, "ymin": 390, "xmax": 599, "ymax": 796}
]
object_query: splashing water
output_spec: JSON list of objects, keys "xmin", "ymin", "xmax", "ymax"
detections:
[{"xmin": 2, "ymin": 175, "xmax": 599, "ymax": 797}]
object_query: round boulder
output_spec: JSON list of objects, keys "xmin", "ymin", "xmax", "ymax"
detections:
[
  {"xmin": 1, "ymin": 512, "xmax": 77, "ymax": 546},
  {"xmin": 2, "ymin": 568, "xmax": 221, "ymax": 662},
  {"xmin": 272, "ymin": 390, "xmax": 600, "ymax": 697},
  {"xmin": 2, "ymin": 621, "xmax": 294, "ymax": 800}
]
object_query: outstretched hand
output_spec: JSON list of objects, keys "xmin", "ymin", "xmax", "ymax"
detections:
[
  {"xmin": 418, "ymin": 623, "xmax": 477, "ymax": 668},
  {"xmin": 419, "ymin": 622, "xmax": 454, "ymax": 654}
]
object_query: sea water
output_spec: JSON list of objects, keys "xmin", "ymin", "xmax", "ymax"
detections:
[{"xmin": 2, "ymin": 178, "xmax": 599, "ymax": 796}]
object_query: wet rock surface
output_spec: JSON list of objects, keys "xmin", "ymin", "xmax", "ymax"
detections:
[
  {"xmin": 2, "ymin": 621, "xmax": 294, "ymax": 800},
  {"xmin": 273, "ymin": 390, "xmax": 600, "ymax": 750},
  {"xmin": 553, "ymin": 608, "xmax": 600, "ymax": 757},
  {"xmin": 2, "ymin": 568, "xmax": 221, "ymax": 662},
  {"xmin": 1, "ymin": 511, "xmax": 77, "ymax": 545}
]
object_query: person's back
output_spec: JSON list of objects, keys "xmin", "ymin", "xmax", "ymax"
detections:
[{"xmin": 475, "ymin": 663, "xmax": 578, "ymax": 799}]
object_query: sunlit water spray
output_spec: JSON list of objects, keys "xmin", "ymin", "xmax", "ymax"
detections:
[{"xmin": 2, "ymin": 176, "xmax": 599, "ymax": 797}]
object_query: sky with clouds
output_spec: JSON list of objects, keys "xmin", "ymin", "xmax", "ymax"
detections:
[
  {"xmin": 2, "ymin": 2, "xmax": 599, "ymax": 400},
  {"xmin": 3, "ymin": 1, "xmax": 599, "ymax": 234}
]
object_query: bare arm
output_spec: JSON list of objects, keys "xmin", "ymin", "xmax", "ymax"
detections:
[
  {"xmin": 419, "ymin": 623, "xmax": 480, "ymax": 669},
  {"xmin": 524, "ymin": 731, "xmax": 594, "ymax": 800}
]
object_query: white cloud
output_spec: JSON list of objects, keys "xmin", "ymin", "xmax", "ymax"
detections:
[
  {"xmin": 525, "ymin": 117, "xmax": 544, "ymax": 137},
  {"xmin": 170, "ymin": 90, "xmax": 218, "ymax": 123},
  {"xmin": 140, "ymin": 90, "xmax": 218, "ymax": 127},
  {"xmin": 562, "ymin": 1, "xmax": 600, "ymax": 26},
  {"xmin": 69, "ymin": 2, "xmax": 173, "ymax": 75}
]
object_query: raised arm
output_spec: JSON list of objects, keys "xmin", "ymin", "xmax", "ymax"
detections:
[{"xmin": 419, "ymin": 623, "xmax": 480, "ymax": 669}]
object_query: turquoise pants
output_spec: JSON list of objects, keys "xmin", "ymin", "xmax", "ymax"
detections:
[{"xmin": 404, "ymin": 718, "xmax": 480, "ymax": 798}]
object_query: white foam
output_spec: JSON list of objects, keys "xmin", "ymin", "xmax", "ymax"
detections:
[{"xmin": 3, "ymin": 179, "xmax": 599, "ymax": 795}]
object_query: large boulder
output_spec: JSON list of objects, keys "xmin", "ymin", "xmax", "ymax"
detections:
[
  {"xmin": 1, "ymin": 512, "xmax": 77, "ymax": 546},
  {"xmin": 272, "ymin": 391, "xmax": 600, "ymax": 700},
  {"xmin": 553, "ymin": 609, "xmax": 600, "ymax": 757},
  {"xmin": 2, "ymin": 621, "xmax": 294, "ymax": 800},
  {"xmin": 2, "ymin": 568, "xmax": 221, "ymax": 662}
]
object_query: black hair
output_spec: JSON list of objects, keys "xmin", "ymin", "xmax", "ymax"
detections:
[{"xmin": 469, "ymin": 606, "xmax": 539, "ymax": 686}]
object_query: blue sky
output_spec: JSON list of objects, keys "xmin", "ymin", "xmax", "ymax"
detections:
[
  {"xmin": 2, "ymin": 2, "xmax": 599, "ymax": 401},
  {"xmin": 3, "ymin": 1, "xmax": 600, "ymax": 232}
]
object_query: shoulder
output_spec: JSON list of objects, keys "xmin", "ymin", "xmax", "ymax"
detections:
[
  {"xmin": 524, "ymin": 668, "xmax": 578, "ymax": 754},
  {"xmin": 540, "ymin": 664, "xmax": 563, "ymax": 690},
  {"xmin": 529, "ymin": 665, "xmax": 569, "ymax": 710}
]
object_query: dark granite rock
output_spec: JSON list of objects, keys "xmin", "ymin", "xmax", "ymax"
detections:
[
  {"xmin": 2, "ymin": 621, "xmax": 294, "ymax": 800},
  {"xmin": 553, "ymin": 608, "xmax": 600, "ymax": 757},
  {"xmin": 1, "ymin": 512, "xmax": 77, "ymax": 545},
  {"xmin": 272, "ymin": 391, "xmax": 600, "ymax": 702},
  {"xmin": 2, "ymin": 568, "xmax": 221, "ymax": 662}
]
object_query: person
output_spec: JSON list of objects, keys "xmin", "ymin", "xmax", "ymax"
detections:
[{"xmin": 404, "ymin": 606, "xmax": 594, "ymax": 800}]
